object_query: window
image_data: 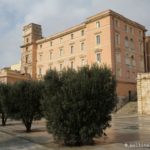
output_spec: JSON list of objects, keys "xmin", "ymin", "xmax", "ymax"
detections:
[
  {"xmin": 96, "ymin": 35, "xmax": 100, "ymax": 45},
  {"xmin": 116, "ymin": 68, "xmax": 121, "ymax": 77},
  {"xmin": 81, "ymin": 30, "xmax": 84, "ymax": 36},
  {"xmin": 130, "ymin": 27, "xmax": 133, "ymax": 34},
  {"xmin": 81, "ymin": 42, "xmax": 84, "ymax": 51},
  {"xmin": 71, "ymin": 61, "xmax": 74, "ymax": 69},
  {"xmin": 125, "ymin": 25, "xmax": 127, "ymax": 32},
  {"xmin": 26, "ymin": 38, "xmax": 29, "ymax": 43},
  {"xmin": 115, "ymin": 33, "xmax": 120, "ymax": 46},
  {"xmin": 96, "ymin": 53, "xmax": 101, "ymax": 63},
  {"xmin": 81, "ymin": 59, "xmax": 85, "ymax": 66},
  {"xmin": 139, "ymin": 31, "xmax": 142, "ymax": 38},
  {"xmin": 96, "ymin": 21, "xmax": 100, "ymax": 28},
  {"xmin": 25, "ymin": 55, "xmax": 29, "ymax": 63},
  {"xmin": 71, "ymin": 33, "xmax": 74, "ymax": 39},
  {"xmin": 125, "ymin": 54, "xmax": 130, "ymax": 65},
  {"xmin": 130, "ymin": 55, "xmax": 135, "ymax": 66},
  {"xmin": 39, "ymin": 68, "xmax": 42, "ymax": 75},
  {"xmin": 24, "ymin": 67, "xmax": 28, "ymax": 74},
  {"xmin": 50, "ymin": 51, "xmax": 52, "ymax": 60},
  {"xmin": 139, "ymin": 41, "xmax": 144, "ymax": 52},
  {"xmin": 40, "ymin": 44, "xmax": 42, "ymax": 48},
  {"xmin": 70, "ymin": 45, "xmax": 74, "ymax": 54},
  {"xmin": 114, "ymin": 19, "xmax": 119, "ymax": 28},
  {"xmin": 116, "ymin": 53, "xmax": 121, "ymax": 63},
  {"xmin": 60, "ymin": 64, "xmax": 62, "ymax": 71},
  {"xmin": 125, "ymin": 37, "xmax": 129, "ymax": 48},
  {"xmin": 26, "ymin": 47, "xmax": 28, "ymax": 51},
  {"xmin": 130, "ymin": 38, "xmax": 134, "ymax": 49},
  {"xmin": 39, "ymin": 54, "xmax": 42, "ymax": 61},
  {"xmin": 50, "ymin": 41, "xmax": 53, "ymax": 46},
  {"xmin": 60, "ymin": 49, "xmax": 63, "ymax": 56}
]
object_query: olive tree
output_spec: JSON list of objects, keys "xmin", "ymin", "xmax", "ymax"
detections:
[
  {"xmin": 10, "ymin": 80, "xmax": 43, "ymax": 132},
  {"xmin": 0, "ymin": 83, "xmax": 11, "ymax": 126},
  {"xmin": 43, "ymin": 65, "xmax": 117, "ymax": 146}
]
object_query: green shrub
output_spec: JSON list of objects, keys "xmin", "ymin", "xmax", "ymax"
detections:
[{"xmin": 43, "ymin": 65, "xmax": 117, "ymax": 146}]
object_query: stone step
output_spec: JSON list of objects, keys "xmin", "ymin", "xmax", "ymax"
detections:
[{"xmin": 116, "ymin": 101, "xmax": 137, "ymax": 115}]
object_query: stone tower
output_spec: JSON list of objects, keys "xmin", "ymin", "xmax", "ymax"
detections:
[{"xmin": 21, "ymin": 23, "xmax": 42, "ymax": 79}]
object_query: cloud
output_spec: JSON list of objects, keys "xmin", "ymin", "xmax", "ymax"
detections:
[
  {"xmin": 0, "ymin": 0, "xmax": 150, "ymax": 68},
  {"xmin": 23, "ymin": 0, "xmax": 91, "ymax": 35}
]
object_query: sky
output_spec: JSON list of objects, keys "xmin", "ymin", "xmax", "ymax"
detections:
[{"xmin": 0, "ymin": 0, "xmax": 150, "ymax": 68}]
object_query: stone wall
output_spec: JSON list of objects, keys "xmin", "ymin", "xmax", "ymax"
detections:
[{"xmin": 137, "ymin": 73, "xmax": 150, "ymax": 115}]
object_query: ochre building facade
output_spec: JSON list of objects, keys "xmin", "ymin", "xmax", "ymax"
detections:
[
  {"xmin": 20, "ymin": 10, "xmax": 146, "ymax": 98},
  {"xmin": 144, "ymin": 36, "xmax": 150, "ymax": 72}
]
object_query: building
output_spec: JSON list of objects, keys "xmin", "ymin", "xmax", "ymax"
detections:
[
  {"xmin": 144, "ymin": 36, "xmax": 150, "ymax": 72},
  {"xmin": 0, "ymin": 68, "xmax": 30, "ymax": 84},
  {"xmin": 0, "ymin": 62, "xmax": 29, "ymax": 84},
  {"xmin": 10, "ymin": 61, "xmax": 21, "ymax": 71},
  {"xmin": 21, "ymin": 24, "xmax": 42, "ymax": 79},
  {"xmin": 20, "ymin": 9, "xmax": 146, "ymax": 99},
  {"xmin": 137, "ymin": 73, "xmax": 150, "ymax": 115}
]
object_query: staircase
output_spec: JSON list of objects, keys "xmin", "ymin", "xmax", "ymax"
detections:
[{"xmin": 116, "ymin": 101, "xmax": 137, "ymax": 115}]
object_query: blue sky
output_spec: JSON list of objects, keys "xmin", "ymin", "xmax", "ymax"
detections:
[{"xmin": 0, "ymin": 0, "xmax": 150, "ymax": 68}]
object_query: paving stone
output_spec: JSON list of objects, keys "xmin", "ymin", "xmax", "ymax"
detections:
[{"xmin": 0, "ymin": 114, "xmax": 150, "ymax": 150}]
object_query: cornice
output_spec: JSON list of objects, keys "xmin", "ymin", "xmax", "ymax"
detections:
[
  {"xmin": 36, "ymin": 24, "xmax": 86, "ymax": 44},
  {"xmin": 20, "ymin": 42, "xmax": 35, "ymax": 48},
  {"xmin": 35, "ymin": 9, "xmax": 146, "ymax": 45},
  {"xmin": 87, "ymin": 10, "xmax": 146, "ymax": 31}
]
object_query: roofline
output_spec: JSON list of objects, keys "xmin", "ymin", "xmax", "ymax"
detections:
[
  {"xmin": 86, "ymin": 9, "xmax": 146, "ymax": 30},
  {"xmin": 23, "ymin": 23, "xmax": 41, "ymax": 31},
  {"xmin": 36, "ymin": 9, "xmax": 147, "ymax": 44},
  {"xmin": 37, "ymin": 23, "xmax": 86, "ymax": 44}
]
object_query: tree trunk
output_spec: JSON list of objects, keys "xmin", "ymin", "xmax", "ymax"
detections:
[
  {"xmin": 1, "ymin": 113, "xmax": 7, "ymax": 126},
  {"xmin": 22, "ymin": 118, "xmax": 33, "ymax": 132},
  {"xmin": 26, "ymin": 122, "xmax": 32, "ymax": 132}
]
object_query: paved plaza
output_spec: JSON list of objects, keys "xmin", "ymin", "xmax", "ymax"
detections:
[{"xmin": 0, "ymin": 114, "xmax": 150, "ymax": 150}]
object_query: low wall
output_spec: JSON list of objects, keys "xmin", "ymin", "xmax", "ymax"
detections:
[
  {"xmin": 114, "ymin": 81, "xmax": 137, "ymax": 111},
  {"xmin": 137, "ymin": 73, "xmax": 150, "ymax": 115},
  {"xmin": 116, "ymin": 81, "xmax": 136, "ymax": 97}
]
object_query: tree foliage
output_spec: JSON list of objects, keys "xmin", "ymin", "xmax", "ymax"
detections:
[
  {"xmin": 43, "ymin": 65, "xmax": 117, "ymax": 146},
  {"xmin": 0, "ymin": 83, "xmax": 11, "ymax": 126},
  {"xmin": 9, "ymin": 80, "xmax": 43, "ymax": 132}
]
